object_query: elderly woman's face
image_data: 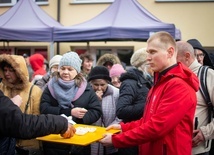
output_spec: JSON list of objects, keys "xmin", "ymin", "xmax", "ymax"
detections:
[
  {"xmin": 90, "ymin": 79, "xmax": 108, "ymax": 93},
  {"xmin": 59, "ymin": 66, "xmax": 77, "ymax": 81}
]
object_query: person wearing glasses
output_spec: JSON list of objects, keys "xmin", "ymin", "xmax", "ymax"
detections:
[{"xmin": 187, "ymin": 39, "xmax": 214, "ymax": 69}]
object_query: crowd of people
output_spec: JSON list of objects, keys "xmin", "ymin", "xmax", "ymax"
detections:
[{"xmin": 0, "ymin": 31, "xmax": 214, "ymax": 155}]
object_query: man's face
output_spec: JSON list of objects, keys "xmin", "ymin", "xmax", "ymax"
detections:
[
  {"xmin": 50, "ymin": 65, "xmax": 59, "ymax": 73},
  {"xmin": 24, "ymin": 57, "xmax": 30, "ymax": 65},
  {"xmin": 103, "ymin": 61, "xmax": 113, "ymax": 70},
  {"xmin": 146, "ymin": 39, "xmax": 170, "ymax": 72},
  {"xmin": 195, "ymin": 49, "xmax": 204, "ymax": 65},
  {"xmin": 3, "ymin": 66, "xmax": 19, "ymax": 84},
  {"xmin": 82, "ymin": 58, "xmax": 93, "ymax": 72}
]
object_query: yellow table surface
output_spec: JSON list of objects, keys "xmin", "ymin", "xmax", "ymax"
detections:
[{"xmin": 36, "ymin": 124, "xmax": 120, "ymax": 146}]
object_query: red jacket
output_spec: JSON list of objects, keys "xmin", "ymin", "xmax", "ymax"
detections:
[{"xmin": 112, "ymin": 63, "xmax": 199, "ymax": 155}]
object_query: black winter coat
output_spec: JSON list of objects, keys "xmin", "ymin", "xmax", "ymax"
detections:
[
  {"xmin": 0, "ymin": 90, "xmax": 68, "ymax": 155},
  {"xmin": 40, "ymin": 83, "xmax": 102, "ymax": 124},
  {"xmin": 117, "ymin": 68, "xmax": 153, "ymax": 123},
  {"xmin": 40, "ymin": 83, "xmax": 102, "ymax": 155}
]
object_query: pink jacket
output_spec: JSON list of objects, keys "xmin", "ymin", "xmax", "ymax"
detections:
[{"xmin": 112, "ymin": 63, "xmax": 199, "ymax": 155}]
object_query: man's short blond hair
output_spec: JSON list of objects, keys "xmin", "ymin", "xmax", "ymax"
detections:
[{"xmin": 147, "ymin": 31, "xmax": 176, "ymax": 51}]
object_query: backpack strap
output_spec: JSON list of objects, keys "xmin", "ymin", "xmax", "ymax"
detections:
[
  {"xmin": 24, "ymin": 85, "xmax": 34, "ymax": 113},
  {"xmin": 197, "ymin": 66, "xmax": 214, "ymax": 148},
  {"xmin": 198, "ymin": 66, "xmax": 213, "ymax": 123}
]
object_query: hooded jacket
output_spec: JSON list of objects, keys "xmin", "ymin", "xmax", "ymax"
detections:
[
  {"xmin": 117, "ymin": 68, "xmax": 153, "ymax": 123},
  {"xmin": 29, "ymin": 53, "xmax": 47, "ymax": 82},
  {"xmin": 112, "ymin": 63, "xmax": 199, "ymax": 155},
  {"xmin": 187, "ymin": 39, "xmax": 214, "ymax": 68},
  {"xmin": 0, "ymin": 54, "xmax": 42, "ymax": 149},
  {"xmin": 96, "ymin": 53, "xmax": 121, "ymax": 66}
]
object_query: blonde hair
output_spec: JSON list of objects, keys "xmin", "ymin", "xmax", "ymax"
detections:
[{"xmin": 147, "ymin": 31, "xmax": 176, "ymax": 51}]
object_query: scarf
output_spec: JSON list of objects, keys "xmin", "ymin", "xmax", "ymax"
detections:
[{"xmin": 48, "ymin": 77, "xmax": 78, "ymax": 109}]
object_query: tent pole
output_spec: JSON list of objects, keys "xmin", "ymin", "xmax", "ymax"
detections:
[
  {"xmin": 7, "ymin": 41, "xmax": 9, "ymax": 53},
  {"xmin": 50, "ymin": 42, "xmax": 54, "ymax": 59},
  {"xmin": 87, "ymin": 42, "xmax": 90, "ymax": 52}
]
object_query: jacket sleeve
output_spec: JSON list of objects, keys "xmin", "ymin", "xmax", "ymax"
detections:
[{"xmin": 0, "ymin": 90, "xmax": 68, "ymax": 139}]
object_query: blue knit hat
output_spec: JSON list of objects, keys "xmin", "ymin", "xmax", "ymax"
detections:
[{"xmin": 59, "ymin": 52, "xmax": 82, "ymax": 73}]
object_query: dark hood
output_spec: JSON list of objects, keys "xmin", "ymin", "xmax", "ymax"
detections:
[
  {"xmin": 187, "ymin": 39, "xmax": 213, "ymax": 68},
  {"xmin": 120, "ymin": 68, "xmax": 153, "ymax": 89}
]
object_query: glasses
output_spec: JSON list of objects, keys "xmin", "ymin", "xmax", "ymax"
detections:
[{"xmin": 196, "ymin": 53, "xmax": 205, "ymax": 58}]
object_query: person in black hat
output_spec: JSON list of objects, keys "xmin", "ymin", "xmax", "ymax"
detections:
[
  {"xmin": 88, "ymin": 66, "xmax": 121, "ymax": 155},
  {"xmin": 187, "ymin": 39, "xmax": 214, "ymax": 68}
]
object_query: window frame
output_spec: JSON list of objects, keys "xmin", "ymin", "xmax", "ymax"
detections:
[
  {"xmin": 34, "ymin": 0, "xmax": 48, "ymax": 5},
  {"xmin": 72, "ymin": 46, "xmax": 133, "ymax": 68},
  {"xmin": 72, "ymin": 0, "xmax": 114, "ymax": 4},
  {"xmin": 0, "ymin": 0, "xmax": 48, "ymax": 7},
  {"xmin": 0, "ymin": 0, "xmax": 16, "ymax": 7}
]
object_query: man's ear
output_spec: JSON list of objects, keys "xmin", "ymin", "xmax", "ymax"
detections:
[
  {"xmin": 167, "ymin": 47, "xmax": 175, "ymax": 58},
  {"xmin": 185, "ymin": 52, "xmax": 191, "ymax": 60}
]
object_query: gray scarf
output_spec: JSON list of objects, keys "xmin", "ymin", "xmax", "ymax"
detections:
[{"xmin": 48, "ymin": 77, "xmax": 78, "ymax": 109}]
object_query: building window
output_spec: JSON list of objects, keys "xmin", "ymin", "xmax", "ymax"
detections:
[
  {"xmin": 72, "ymin": 46, "xmax": 133, "ymax": 69},
  {"xmin": 34, "ymin": 0, "xmax": 48, "ymax": 5},
  {"xmin": 72, "ymin": 0, "xmax": 114, "ymax": 4},
  {"xmin": 0, "ymin": 0, "xmax": 16, "ymax": 6},
  {"xmin": 117, "ymin": 49, "xmax": 133, "ymax": 67},
  {"xmin": 16, "ymin": 48, "xmax": 31, "ymax": 56},
  {"xmin": 0, "ymin": 0, "xmax": 48, "ymax": 7},
  {"xmin": 0, "ymin": 48, "xmax": 11, "ymax": 55},
  {"xmin": 96, "ymin": 49, "xmax": 113, "ymax": 61},
  {"xmin": 35, "ymin": 48, "xmax": 48, "ymax": 59}
]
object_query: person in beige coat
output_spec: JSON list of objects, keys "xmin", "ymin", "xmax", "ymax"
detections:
[
  {"xmin": 176, "ymin": 41, "xmax": 214, "ymax": 155},
  {"xmin": 0, "ymin": 54, "xmax": 42, "ymax": 154}
]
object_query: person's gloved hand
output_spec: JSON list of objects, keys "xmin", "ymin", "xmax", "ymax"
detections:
[{"xmin": 61, "ymin": 123, "xmax": 76, "ymax": 138}]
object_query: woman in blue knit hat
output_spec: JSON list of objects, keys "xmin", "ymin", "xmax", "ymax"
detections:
[{"xmin": 40, "ymin": 51, "xmax": 102, "ymax": 155}]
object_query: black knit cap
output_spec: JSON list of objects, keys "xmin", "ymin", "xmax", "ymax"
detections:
[
  {"xmin": 88, "ymin": 66, "xmax": 111, "ymax": 82},
  {"xmin": 187, "ymin": 39, "xmax": 213, "ymax": 68}
]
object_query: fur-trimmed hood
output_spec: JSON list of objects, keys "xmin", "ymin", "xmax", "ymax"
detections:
[
  {"xmin": 96, "ymin": 53, "xmax": 121, "ymax": 66},
  {"xmin": 0, "ymin": 54, "xmax": 29, "ymax": 89}
]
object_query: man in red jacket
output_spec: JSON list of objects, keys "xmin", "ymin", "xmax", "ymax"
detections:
[{"xmin": 100, "ymin": 31, "xmax": 199, "ymax": 155}]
